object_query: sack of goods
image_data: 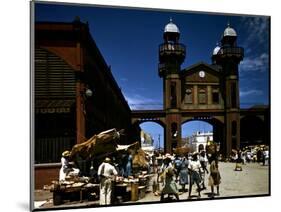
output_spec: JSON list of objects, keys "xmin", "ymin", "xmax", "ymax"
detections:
[{"xmin": 206, "ymin": 141, "xmax": 217, "ymax": 154}]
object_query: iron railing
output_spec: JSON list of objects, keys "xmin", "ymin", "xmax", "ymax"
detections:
[
  {"xmin": 219, "ymin": 46, "xmax": 244, "ymax": 58},
  {"xmin": 159, "ymin": 43, "xmax": 186, "ymax": 57}
]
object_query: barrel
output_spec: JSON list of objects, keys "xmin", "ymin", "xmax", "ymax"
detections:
[{"xmin": 131, "ymin": 182, "xmax": 139, "ymax": 201}]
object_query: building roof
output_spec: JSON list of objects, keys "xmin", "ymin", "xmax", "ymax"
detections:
[
  {"xmin": 181, "ymin": 61, "xmax": 220, "ymax": 75},
  {"xmin": 164, "ymin": 18, "xmax": 180, "ymax": 33}
]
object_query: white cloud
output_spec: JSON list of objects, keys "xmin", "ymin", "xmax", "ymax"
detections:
[
  {"xmin": 238, "ymin": 17, "xmax": 269, "ymax": 76},
  {"xmin": 120, "ymin": 77, "xmax": 128, "ymax": 82},
  {"xmin": 240, "ymin": 89, "xmax": 263, "ymax": 97},
  {"xmin": 240, "ymin": 53, "xmax": 269, "ymax": 73},
  {"xmin": 239, "ymin": 16, "xmax": 269, "ymax": 47},
  {"xmin": 124, "ymin": 93, "xmax": 162, "ymax": 110}
]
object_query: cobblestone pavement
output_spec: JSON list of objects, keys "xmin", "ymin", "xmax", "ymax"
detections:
[{"xmin": 34, "ymin": 162, "xmax": 269, "ymax": 209}]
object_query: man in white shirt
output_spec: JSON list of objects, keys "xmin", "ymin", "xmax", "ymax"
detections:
[
  {"xmin": 98, "ymin": 157, "xmax": 118, "ymax": 205},
  {"xmin": 199, "ymin": 151, "xmax": 209, "ymax": 189},
  {"xmin": 188, "ymin": 152, "xmax": 202, "ymax": 199}
]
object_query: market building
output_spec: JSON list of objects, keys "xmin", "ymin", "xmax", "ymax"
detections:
[
  {"xmin": 34, "ymin": 18, "xmax": 140, "ymax": 189},
  {"xmin": 33, "ymin": 18, "xmax": 269, "ymax": 189}
]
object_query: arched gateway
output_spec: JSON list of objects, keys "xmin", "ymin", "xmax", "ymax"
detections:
[{"xmin": 131, "ymin": 20, "xmax": 269, "ymax": 157}]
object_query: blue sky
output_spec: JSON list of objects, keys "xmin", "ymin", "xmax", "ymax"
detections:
[{"xmin": 35, "ymin": 3, "xmax": 270, "ymax": 148}]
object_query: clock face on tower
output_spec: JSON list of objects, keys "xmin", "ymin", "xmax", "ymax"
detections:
[{"xmin": 199, "ymin": 70, "xmax": 205, "ymax": 78}]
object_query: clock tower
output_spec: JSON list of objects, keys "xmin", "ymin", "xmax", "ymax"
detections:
[{"xmin": 158, "ymin": 19, "xmax": 186, "ymax": 153}]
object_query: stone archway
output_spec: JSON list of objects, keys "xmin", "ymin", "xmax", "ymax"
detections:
[
  {"xmin": 132, "ymin": 119, "xmax": 166, "ymax": 150},
  {"xmin": 181, "ymin": 117, "xmax": 224, "ymax": 153}
]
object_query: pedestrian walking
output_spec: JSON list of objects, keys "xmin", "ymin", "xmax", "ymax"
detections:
[
  {"xmin": 158, "ymin": 153, "xmax": 173, "ymax": 185},
  {"xmin": 160, "ymin": 166, "xmax": 180, "ymax": 201},
  {"xmin": 174, "ymin": 155, "xmax": 182, "ymax": 182},
  {"xmin": 98, "ymin": 157, "xmax": 118, "ymax": 205},
  {"xmin": 199, "ymin": 151, "xmax": 209, "ymax": 190},
  {"xmin": 179, "ymin": 155, "xmax": 189, "ymax": 192},
  {"xmin": 263, "ymin": 147, "xmax": 269, "ymax": 166},
  {"xmin": 208, "ymin": 154, "xmax": 221, "ymax": 198},
  {"xmin": 235, "ymin": 150, "xmax": 243, "ymax": 171},
  {"xmin": 188, "ymin": 152, "xmax": 202, "ymax": 199}
]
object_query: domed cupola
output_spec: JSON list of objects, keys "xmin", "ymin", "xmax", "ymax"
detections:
[
  {"xmin": 211, "ymin": 43, "xmax": 221, "ymax": 64},
  {"xmin": 163, "ymin": 18, "xmax": 180, "ymax": 43},
  {"xmin": 213, "ymin": 43, "xmax": 221, "ymax": 56},
  {"xmin": 223, "ymin": 23, "xmax": 237, "ymax": 37},
  {"xmin": 221, "ymin": 23, "xmax": 237, "ymax": 47},
  {"xmin": 164, "ymin": 18, "xmax": 180, "ymax": 33}
]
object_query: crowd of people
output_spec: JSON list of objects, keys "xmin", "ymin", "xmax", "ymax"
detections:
[
  {"xmin": 58, "ymin": 144, "xmax": 269, "ymax": 205},
  {"xmin": 230, "ymin": 145, "xmax": 270, "ymax": 169},
  {"xmin": 156, "ymin": 150, "xmax": 221, "ymax": 200}
]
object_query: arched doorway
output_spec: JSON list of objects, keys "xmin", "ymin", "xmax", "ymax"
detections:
[
  {"xmin": 181, "ymin": 118, "xmax": 224, "ymax": 154},
  {"xmin": 241, "ymin": 116, "xmax": 266, "ymax": 147},
  {"xmin": 181, "ymin": 120, "xmax": 213, "ymax": 152},
  {"xmin": 132, "ymin": 120, "xmax": 166, "ymax": 152}
]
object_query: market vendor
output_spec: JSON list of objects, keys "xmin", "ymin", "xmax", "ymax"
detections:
[
  {"xmin": 59, "ymin": 150, "xmax": 80, "ymax": 181},
  {"xmin": 59, "ymin": 150, "xmax": 71, "ymax": 181},
  {"xmin": 98, "ymin": 157, "xmax": 118, "ymax": 205}
]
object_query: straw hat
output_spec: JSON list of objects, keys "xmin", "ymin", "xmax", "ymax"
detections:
[
  {"xmin": 104, "ymin": 157, "xmax": 111, "ymax": 163},
  {"xmin": 164, "ymin": 153, "xmax": 172, "ymax": 159},
  {"xmin": 62, "ymin": 150, "xmax": 70, "ymax": 157}
]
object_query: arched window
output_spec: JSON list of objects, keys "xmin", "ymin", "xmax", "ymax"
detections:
[
  {"xmin": 184, "ymin": 87, "xmax": 193, "ymax": 104},
  {"xmin": 198, "ymin": 87, "xmax": 207, "ymax": 104},
  {"xmin": 212, "ymin": 87, "xmax": 220, "ymax": 104},
  {"xmin": 171, "ymin": 122, "xmax": 178, "ymax": 138}
]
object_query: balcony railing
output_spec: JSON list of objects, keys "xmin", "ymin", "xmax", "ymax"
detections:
[
  {"xmin": 159, "ymin": 43, "xmax": 186, "ymax": 57},
  {"xmin": 218, "ymin": 46, "xmax": 244, "ymax": 58},
  {"xmin": 158, "ymin": 63, "xmax": 179, "ymax": 70}
]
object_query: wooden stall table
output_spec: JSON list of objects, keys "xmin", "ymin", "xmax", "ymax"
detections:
[
  {"xmin": 51, "ymin": 181, "xmax": 99, "ymax": 205},
  {"xmin": 113, "ymin": 182, "xmax": 131, "ymax": 203},
  {"xmin": 113, "ymin": 181, "xmax": 141, "ymax": 203}
]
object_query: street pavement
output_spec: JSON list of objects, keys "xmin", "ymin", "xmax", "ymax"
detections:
[
  {"xmin": 138, "ymin": 162, "xmax": 269, "ymax": 202},
  {"xmin": 34, "ymin": 162, "xmax": 269, "ymax": 209}
]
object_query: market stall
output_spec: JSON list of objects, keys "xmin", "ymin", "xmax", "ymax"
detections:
[{"xmin": 49, "ymin": 128, "xmax": 153, "ymax": 205}]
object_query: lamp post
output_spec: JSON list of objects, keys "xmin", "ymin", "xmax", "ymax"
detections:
[
  {"xmin": 77, "ymin": 85, "xmax": 94, "ymax": 144},
  {"xmin": 85, "ymin": 88, "xmax": 93, "ymax": 98},
  {"xmin": 80, "ymin": 87, "xmax": 93, "ymax": 114}
]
